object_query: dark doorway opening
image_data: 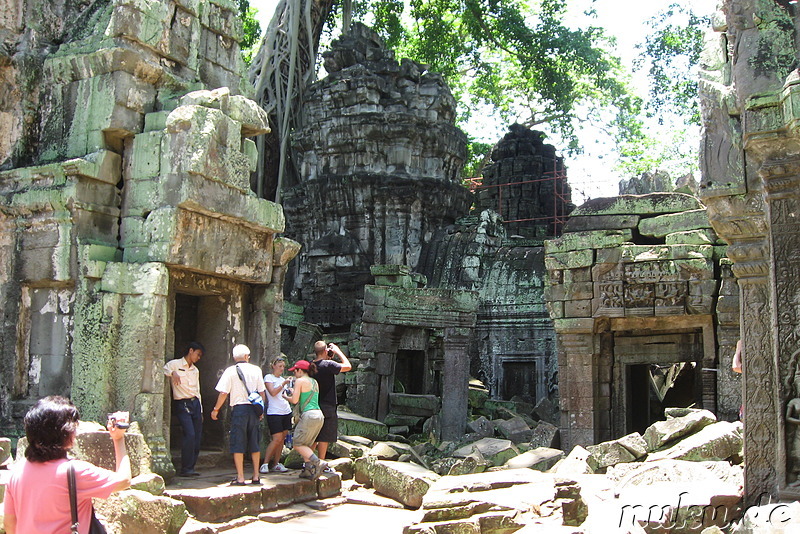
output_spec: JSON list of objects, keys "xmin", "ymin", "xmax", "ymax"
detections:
[
  {"xmin": 395, "ymin": 350, "xmax": 425, "ymax": 394},
  {"xmin": 627, "ymin": 361, "xmax": 698, "ymax": 434},
  {"xmin": 170, "ymin": 292, "xmax": 232, "ymax": 456},
  {"xmin": 502, "ymin": 360, "xmax": 538, "ymax": 401}
]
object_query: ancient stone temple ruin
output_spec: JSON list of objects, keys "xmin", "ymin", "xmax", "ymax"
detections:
[
  {"xmin": 543, "ymin": 194, "xmax": 738, "ymax": 449},
  {"xmin": 0, "ymin": 0, "xmax": 297, "ymax": 476},
  {"xmin": 698, "ymin": 0, "xmax": 800, "ymax": 502}
]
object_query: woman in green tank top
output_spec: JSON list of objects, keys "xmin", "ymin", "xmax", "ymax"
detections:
[{"xmin": 284, "ymin": 360, "xmax": 327, "ymax": 479}]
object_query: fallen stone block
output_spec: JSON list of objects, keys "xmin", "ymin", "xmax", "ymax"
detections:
[
  {"xmin": 528, "ymin": 421, "xmax": 560, "ymax": 449},
  {"xmin": 505, "ymin": 447, "xmax": 564, "ymax": 471},
  {"xmin": 368, "ymin": 442, "xmax": 401, "ymax": 460},
  {"xmin": 329, "ymin": 439, "xmax": 369, "ymax": 459},
  {"xmin": 453, "ymin": 438, "xmax": 519, "ymax": 467},
  {"xmin": 357, "ymin": 457, "xmax": 440, "ymax": 508},
  {"xmin": 346, "ymin": 486, "xmax": 407, "ymax": 509},
  {"xmin": 607, "ymin": 459, "xmax": 743, "ymax": 492},
  {"xmin": 130, "ymin": 472, "xmax": 166, "ymax": 495},
  {"xmin": 548, "ymin": 446, "xmax": 594, "ymax": 476},
  {"xmin": 338, "ymin": 411, "xmax": 389, "ymax": 440},
  {"xmin": 327, "ymin": 457, "xmax": 354, "ymax": 479},
  {"xmin": 587, "ymin": 439, "xmax": 639, "ymax": 472},
  {"xmin": 389, "ymin": 393, "xmax": 441, "ymax": 417},
  {"xmin": 257, "ymin": 505, "xmax": 307, "ymax": 523},
  {"xmin": 95, "ymin": 488, "xmax": 188, "ymax": 534},
  {"xmin": 447, "ymin": 456, "xmax": 489, "ymax": 476},
  {"xmin": 643, "ymin": 409, "xmax": 717, "ymax": 452},
  {"xmin": 494, "ymin": 416, "xmax": 533, "ymax": 443},
  {"xmin": 466, "ymin": 416, "xmax": 494, "ymax": 438},
  {"xmin": 646, "ymin": 421, "xmax": 742, "ymax": 463},
  {"xmin": 304, "ymin": 496, "xmax": 347, "ymax": 511}
]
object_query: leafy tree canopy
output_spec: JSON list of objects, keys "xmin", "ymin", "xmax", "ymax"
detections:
[
  {"xmin": 347, "ymin": 0, "xmax": 642, "ymax": 160},
  {"xmin": 237, "ymin": 0, "xmax": 263, "ymax": 64}
]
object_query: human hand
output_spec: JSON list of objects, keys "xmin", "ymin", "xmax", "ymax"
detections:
[
  {"xmin": 107, "ymin": 411, "xmax": 129, "ymax": 441},
  {"xmin": 211, "ymin": 408, "xmax": 219, "ymax": 420},
  {"xmin": 171, "ymin": 372, "xmax": 182, "ymax": 386}
]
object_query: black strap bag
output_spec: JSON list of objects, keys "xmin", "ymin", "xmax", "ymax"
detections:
[{"xmin": 67, "ymin": 462, "xmax": 108, "ymax": 534}]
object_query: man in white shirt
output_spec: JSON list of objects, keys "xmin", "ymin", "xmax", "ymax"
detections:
[
  {"xmin": 210, "ymin": 344, "xmax": 267, "ymax": 485},
  {"xmin": 163, "ymin": 342, "xmax": 204, "ymax": 477}
]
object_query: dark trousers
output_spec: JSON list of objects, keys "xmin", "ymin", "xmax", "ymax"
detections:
[{"xmin": 175, "ymin": 397, "xmax": 202, "ymax": 473}]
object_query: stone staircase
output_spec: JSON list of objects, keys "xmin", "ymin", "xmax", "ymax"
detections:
[{"xmin": 164, "ymin": 467, "xmax": 342, "ymax": 525}]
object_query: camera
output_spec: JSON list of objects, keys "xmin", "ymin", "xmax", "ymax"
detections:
[{"xmin": 108, "ymin": 411, "xmax": 130, "ymax": 429}]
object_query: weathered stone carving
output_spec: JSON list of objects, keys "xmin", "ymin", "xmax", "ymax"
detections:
[
  {"xmin": 544, "ymin": 192, "xmax": 737, "ymax": 449},
  {"xmin": 0, "ymin": 0, "xmax": 298, "ymax": 477}
]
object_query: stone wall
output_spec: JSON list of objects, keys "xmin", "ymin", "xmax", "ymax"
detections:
[
  {"xmin": 283, "ymin": 23, "xmax": 472, "ymax": 331},
  {"xmin": 698, "ymin": 0, "xmax": 800, "ymax": 502},
  {"xmin": 544, "ymin": 193, "xmax": 737, "ymax": 449},
  {"xmin": 0, "ymin": 0, "xmax": 298, "ymax": 476}
]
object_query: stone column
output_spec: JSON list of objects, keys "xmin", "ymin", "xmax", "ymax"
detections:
[
  {"xmin": 556, "ymin": 324, "xmax": 596, "ymax": 449},
  {"xmin": 705, "ymin": 192, "xmax": 777, "ymax": 502},
  {"xmin": 441, "ymin": 327, "xmax": 471, "ymax": 441}
]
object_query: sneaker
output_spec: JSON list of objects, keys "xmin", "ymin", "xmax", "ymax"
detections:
[
  {"xmin": 259, "ymin": 464, "xmax": 270, "ymax": 474},
  {"xmin": 322, "ymin": 466, "xmax": 336, "ymax": 474},
  {"xmin": 298, "ymin": 463, "xmax": 313, "ymax": 479},
  {"xmin": 312, "ymin": 461, "xmax": 328, "ymax": 480},
  {"xmin": 270, "ymin": 463, "xmax": 289, "ymax": 473}
]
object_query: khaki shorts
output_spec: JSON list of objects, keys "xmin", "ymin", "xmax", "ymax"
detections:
[{"xmin": 293, "ymin": 409, "xmax": 324, "ymax": 447}]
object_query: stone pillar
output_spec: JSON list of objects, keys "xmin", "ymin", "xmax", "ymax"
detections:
[
  {"xmin": 441, "ymin": 327, "xmax": 471, "ymax": 441},
  {"xmin": 556, "ymin": 324, "xmax": 595, "ymax": 449},
  {"xmin": 705, "ymin": 192, "xmax": 777, "ymax": 502}
]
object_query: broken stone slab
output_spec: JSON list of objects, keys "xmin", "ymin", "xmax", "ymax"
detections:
[
  {"xmin": 612, "ymin": 482, "xmax": 741, "ymax": 534},
  {"xmin": 528, "ymin": 420, "xmax": 560, "ymax": 449},
  {"xmin": 130, "ymin": 472, "xmax": 166, "ymax": 495},
  {"xmin": 533, "ymin": 397, "xmax": 560, "ymax": 426},
  {"xmin": 570, "ymin": 193, "xmax": 703, "ymax": 217},
  {"xmin": 466, "ymin": 415, "xmax": 494, "ymax": 438},
  {"xmin": 548, "ymin": 446, "xmax": 594, "ymax": 476},
  {"xmin": 638, "ymin": 209, "xmax": 713, "ymax": 238},
  {"xmin": 389, "ymin": 393, "xmax": 441, "ymax": 417},
  {"xmin": 345, "ymin": 486, "xmax": 408, "ymax": 508},
  {"xmin": 494, "ymin": 416, "xmax": 533, "ymax": 443},
  {"xmin": 545, "ymin": 229, "xmax": 634, "ymax": 253},
  {"xmin": 327, "ymin": 458, "xmax": 354, "ymax": 480},
  {"xmin": 505, "ymin": 447, "xmax": 564, "ymax": 472},
  {"xmin": 304, "ymin": 496, "xmax": 347, "ymax": 511},
  {"xmin": 646, "ymin": 421, "xmax": 743, "ymax": 463},
  {"xmin": 328, "ymin": 439, "xmax": 369, "ymax": 459},
  {"xmin": 384, "ymin": 414, "xmax": 425, "ymax": 427},
  {"xmin": 368, "ymin": 442, "xmax": 401, "ymax": 460},
  {"xmin": 665, "ymin": 229, "xmax": 718, "ymax": 246},
  {"xmin": 95, "ymin": 488, "xmax": 188, "ymax": 534},
  {"xmin": 355, "ymin": 457, "xmax": 440, "ymax": 508},
  {"xmin": 258, "ymin": 505, "xmax": 308, "ymax": 523},
  {"xmin": 446, "ymin": 455, "xmax": 489, "ymax": 476},
  {"xmin": 643, "ymin": 409, "xmax": 717, "ymax": 451},
  {"xmin": 735, "ymin": 500, "xmax": 800, "ymax": 533},
  {"xmin": 563, "ymin": 214, "xmax": 642, "ymax": 232},
  {"xmin": 607, "ymin": 460, "xmax": 743, "ymax": 492},
  {"xmin": 586, "ymin": 432, "xmax": 648, "ymax": 472},
  {"xmin": 453, "ymin": 438, "xmax": 520, "ymax": 467},
  {"xmin": 337, "ymin": 411, "xmax": 389, "ymax": 440}
]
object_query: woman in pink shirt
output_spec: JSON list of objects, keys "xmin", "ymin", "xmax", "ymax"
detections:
[{"xmin": 3, "ymin": 396, "xmax": 132, "ymax": 534}]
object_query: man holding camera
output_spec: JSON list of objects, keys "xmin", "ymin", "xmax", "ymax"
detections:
[
  {"xmin": 312, "ymin": 340, "xmax": 352, "ymax": 461},
  {"xmin": 164, "ymin": 341, "xmax": 204, "ymax": 477}
]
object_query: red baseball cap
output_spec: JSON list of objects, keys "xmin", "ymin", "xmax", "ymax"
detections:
[{"xmin": 288, "ymin": 360, "xmax": 311, "ymax": 371}]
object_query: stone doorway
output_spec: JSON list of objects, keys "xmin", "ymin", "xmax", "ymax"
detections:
[
  {"xmin": 171, "ymin": 292, "xmax": 233, "ymax": 453},
  {"xmin": 614, "ymin": 332, "xmax": 704, "ymax": 437},
  {"xmin": 395, "ymin": 349, "xmax": 426, "ymax": 395}
]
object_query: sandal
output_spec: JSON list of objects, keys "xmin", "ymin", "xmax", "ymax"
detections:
[
  {"xmin": 229, "ymin": 479, "xmax": 247, "ymax": 486},
  {"xmin": 250, "ymin": 478, "xmax": 261, "ymax": 485}
]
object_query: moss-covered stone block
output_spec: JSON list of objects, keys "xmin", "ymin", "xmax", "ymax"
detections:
[
  {"xmin": 570, "ymin": 193, "xmax": 702, "ymax": 217},
  {"xmin": 544, "ymin": 249, "xmax": 594, "ymax": 270},
  {"xmin": 638, "ymin": 209, "xmax": 711, "ymax": 237},
  {"xmin": 545, "ymin": 229, "xmax": 632, "ymax": 253},
  {"xmin": 665, "ymin": 229, "xmax": 717, "ymax": 245}
]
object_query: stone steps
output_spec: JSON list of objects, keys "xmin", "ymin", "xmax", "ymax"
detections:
[{"xmin": 165, "ymin": 467, "xmax": 341, "ymax": 524}]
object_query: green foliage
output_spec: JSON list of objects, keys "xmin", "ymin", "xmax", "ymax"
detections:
[
  {"xmin": 615, "ymin": 124, "xmax": 699, "ymax": 180},
  {"xmin": 463, "ymin": 140, "xmax": 494, "ymax": 179},
  {"xmin": 237, "ymin": 0, "xmax": 263, "ymax": 65},
  {"xmin": 634, "ymin": 3, "xmax": 709, "ymax": 126},
  {"xmin": 359, "ymin": 0, "xmax": 642, "ymax": 164}
]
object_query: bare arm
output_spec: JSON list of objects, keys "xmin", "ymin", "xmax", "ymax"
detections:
[
  {"xmin": 4, "ymin": 511, "xmax": 17, "ymax": 534},
  {"xmin": 329, "ymin": 343, "xmax": 352, "ymax": 372},
  {"xmin": 107, "ymin": 419, "xmax": 132, "ymax": 492},
  {"xmin": 284, "ymin": 376, "xmax": 310, "ymax": 404},
  {"xmin": 210, "ymin": 392, "xmax": 228, "ymax": 420},
  {"xmin": 264, "ymin": 377, "xmax": 290, "ymax": 397}
]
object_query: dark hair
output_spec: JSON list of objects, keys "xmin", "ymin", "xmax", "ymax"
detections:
[
  {"xmin": 184, "ymin": 341, "xmax": 205, "ymax": 355},
  {"xmin": 306, "ymin": 362, "xmax": 318, "ymax": 377},
  {"xmin": 24, "ymin": 396, "xmax": 79, "ymax": 462}
]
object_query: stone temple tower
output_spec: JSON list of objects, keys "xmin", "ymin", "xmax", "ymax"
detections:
[{"xmin": 283, "ymin": 23, "xmax": 473, "ymax": 331}]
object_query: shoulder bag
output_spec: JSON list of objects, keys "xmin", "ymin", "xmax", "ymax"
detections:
[
  {"xmin": 68, "ymin": 463, "xmax": 108, "ymax": 534},
  {"xmin": 236, "ymin": 364, "xmax": 265, "ymax": 416}
]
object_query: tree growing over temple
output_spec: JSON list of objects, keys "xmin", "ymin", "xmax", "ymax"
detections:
[{"xmin": 246, "ymin": 0, "xmax": 642, "ymax": 202}]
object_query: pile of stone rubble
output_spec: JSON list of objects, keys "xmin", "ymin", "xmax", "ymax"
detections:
[{"xmin": 319, "ymin": 405, "xmax": 797, "ymax": 533}]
